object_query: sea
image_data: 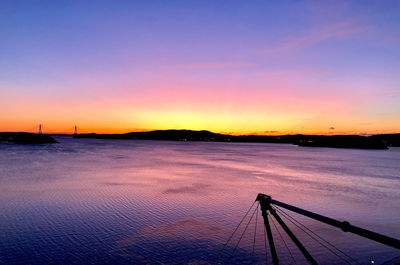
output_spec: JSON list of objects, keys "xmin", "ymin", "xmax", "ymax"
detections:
[{"xmin": 0, "ymin": 135, "xmax": 399, "ymax": 264}]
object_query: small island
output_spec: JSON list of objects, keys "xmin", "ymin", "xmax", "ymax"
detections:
[
  {"xmin": 74, "ymin": 130, "xmax": 400, "ymax": 149},
  {"xmin": 0, "ymin": 132, "xmax": 58, "ymax": 144}
]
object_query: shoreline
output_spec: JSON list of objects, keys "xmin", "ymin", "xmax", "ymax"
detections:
[{"xmin": 72, "ymin": 129, "xmax": 400, "ymax": 149}]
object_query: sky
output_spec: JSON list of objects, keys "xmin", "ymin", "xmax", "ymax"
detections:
[{"xmin": 1, "ymin": 0, "xmax": 400, "ymax": 135}]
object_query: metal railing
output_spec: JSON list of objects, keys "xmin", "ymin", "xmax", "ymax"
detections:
[{"xmin": 256, "ymin": 193, "xmax": 400, "ymax": 265}]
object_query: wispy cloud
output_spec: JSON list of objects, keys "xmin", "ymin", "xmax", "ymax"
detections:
[
  {"xmin": 167, "ymin": 62, "xmax": 257, "ymax": 70},
  {"xmin": 304, "ymin": 71, "xmax": 331, "ymax": 75},
  {"xmin": 256, "ymin": 70, "xmax": 331, "ymax": 77},
  {"xmin": 260, "ymin": 21, "xmax": 368, "ymax": 54}
]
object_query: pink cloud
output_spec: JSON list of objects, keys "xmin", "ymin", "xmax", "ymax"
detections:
[
  {"xmin": 167, "ymin": 62, "xmax": 257, "ymax": 70},
  {"xmin": 255, "ymin": 70, "xmax": 331, "ymax": 77},
  {"xmin": 260, "ymin": 21, "xmax": 369, "ymax": 54}
]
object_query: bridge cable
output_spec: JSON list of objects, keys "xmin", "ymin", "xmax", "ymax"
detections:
[
  {"xmin": 227, "ymin": 203, "xmax": 259, "ymax": 263},
  {"xmin": 270, "ymin": 213, "xmax": 297, "ymax": 265},
  {"xmin": 42, "ymin": 125, "xmax": 60, "ymax": 134},
  {"xmin": 274, "ymin": 205, "xmax": 361, "ymax": 265},
  {"xmin": 213, "ymin": 200, "xmax": 256, "ymax": 264},
  {"xmin": 23, "ymin": 125, "xmax": 39, "ymax": 133}
]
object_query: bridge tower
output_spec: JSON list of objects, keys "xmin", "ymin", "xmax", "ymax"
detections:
[
  {"xmin": 74, "ymin": 125, "xmax": 77, "ymax": 136},
  {"xmin": 39, "ymin": 124, "xmax": 42, "ymax": 134}
]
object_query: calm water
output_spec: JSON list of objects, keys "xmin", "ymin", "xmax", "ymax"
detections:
[{"xmin": 0, "ymin": 136, "xmax": 399, "ymax": 264}]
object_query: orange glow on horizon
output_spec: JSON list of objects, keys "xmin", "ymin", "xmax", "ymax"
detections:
[{"xmin": 2, "ymin": 79, "xmax": 400, "ymax": 136}]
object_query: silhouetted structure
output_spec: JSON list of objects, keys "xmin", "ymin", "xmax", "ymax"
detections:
[
  {"xmin": 255, "ymin": 194, "xmax": 400, "ymax": 265},
  {"xmin": 216, "ymin": 194, "xmax": 400, "ymax": 264}
]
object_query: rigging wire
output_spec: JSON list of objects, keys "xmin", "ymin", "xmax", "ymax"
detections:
[
  {"xmin": 274, "ymin": 205, "xmax": 362, "ymax": 265},
  {"xmin": 270, "ymin": 213, "xmax": 297, "ymax": 265},
  {"xmin": 263, "ymin": 217, "xmax": 269, "ymax": 265},
  {"xmin": 227, "ymin": 203, "xmax": 259, "ymax": 263},
  {"xmin": 252, "ymin": 202, "xmax": 259, "ymax": 259},
  {"xmin": 213, "ymin": 200, "xmax": 256, "ymax": 264}
]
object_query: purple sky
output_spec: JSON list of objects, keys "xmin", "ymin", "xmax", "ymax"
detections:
[{"xmin": 1, "ymin": 1, "xmax": 399, "ymax": 134}]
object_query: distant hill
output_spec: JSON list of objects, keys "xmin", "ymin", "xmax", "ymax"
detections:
[
  {"xmin": 296, "ymin": 135, "xmax": 388, "ymax": 149},
  {"xmin": 74, "ymin": 130, "xmax": 400, "ymax": 149},
  {"xmin": 75, "ymin": 130, "xmax": 227, "ymax": 141},
  {"xmin": 369, "ymin": 134, "xmax": 400, "ymax": 147},
  {"xmin": 0, "ymin": 132, "xmax": 58, "ymax": 144}
]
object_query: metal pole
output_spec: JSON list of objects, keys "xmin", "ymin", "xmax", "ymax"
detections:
[
  {"xmin": 268, "ymin": 206, "xmax": 318, "ymax": 265},
  {"xmin": 257, "ymin": 196, "xmax": 279, "ymax": 265},
  {"xmin": 257, "ymin": 193, "xmax": 400, "ymax": 250}
]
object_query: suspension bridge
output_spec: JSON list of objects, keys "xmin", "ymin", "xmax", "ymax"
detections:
[{"xmin": 15, "ymin": 124, "xmax": 84, "ymax": 135}]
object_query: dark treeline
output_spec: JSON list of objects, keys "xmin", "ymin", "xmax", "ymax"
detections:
[{"xmin": 74, "ymin": 130, "xmax": 400, "ymax": 149}]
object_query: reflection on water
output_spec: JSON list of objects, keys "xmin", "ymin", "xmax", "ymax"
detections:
[{"xmin": 0, "ymin": 136, "xmax": 399, "ymax": 264}]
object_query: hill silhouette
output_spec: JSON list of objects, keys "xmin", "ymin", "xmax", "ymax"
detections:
[
  {"xmin": 74, "ymin": 130, "xmax": 400, "ymax": 149},
  {"xmin": 0, "ymin": 132, "xmax": 58, "ymax": 144}
]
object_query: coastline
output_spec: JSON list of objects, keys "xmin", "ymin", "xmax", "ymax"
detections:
[{"xmin": 72, "ymin": 129, "xmax": 400, "ymax": 149}]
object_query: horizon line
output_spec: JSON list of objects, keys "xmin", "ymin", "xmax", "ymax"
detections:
[{"xmin": 2, "ymin": 129, "xmax": 400, "ymax": 137}]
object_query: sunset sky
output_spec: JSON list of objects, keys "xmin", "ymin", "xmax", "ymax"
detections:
[{"xmin": 1, "ymin": 1, "xmax": 400, "ymax": 135}]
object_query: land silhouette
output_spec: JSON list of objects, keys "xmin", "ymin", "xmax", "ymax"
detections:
[
  {"xmin": 2, "ymin": 130, "xmax": 399, "ymax": 149},
  {"xmin": 73, "ymin": 129, "xmax": 400, "ymax": 149},
  {"xmin": 0, "ymin": 132, "xmax": 57, "ymax": 144}
]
